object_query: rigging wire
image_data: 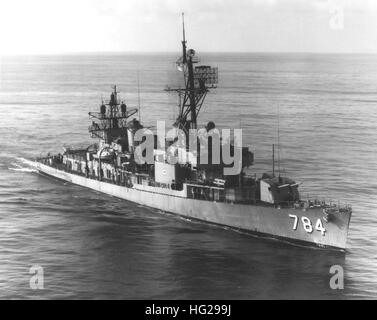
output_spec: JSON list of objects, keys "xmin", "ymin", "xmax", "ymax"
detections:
[
  {"xmin": 277, "ymin": 103, "xmax": 281, "ymax": 177},
  {"xmin": 137, "ymin": 70, "xmax": 141, "ymax": 122}
]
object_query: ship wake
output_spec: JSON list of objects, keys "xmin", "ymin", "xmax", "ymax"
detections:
[{"xmin": 8, "ymin": 158, "xmax": 38, "ymax": 173}]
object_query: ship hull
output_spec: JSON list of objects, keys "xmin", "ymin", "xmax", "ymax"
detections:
[{"xmin": 35, "ymin": 162, "xmax": 351, "ymax": 250}]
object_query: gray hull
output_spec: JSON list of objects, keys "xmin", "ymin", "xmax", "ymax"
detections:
[{"xmin": 35, "ymin": 162, "xmax": 351, "ymax": 250}]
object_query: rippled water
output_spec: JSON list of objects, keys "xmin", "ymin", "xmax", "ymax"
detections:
[{"xmin": 0, "ymin": 53, "xmax": 377, "ymax": 299}]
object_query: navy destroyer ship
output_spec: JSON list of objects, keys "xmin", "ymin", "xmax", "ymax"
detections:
[{"xmin": 33, "ymin": 15, "xmax": 352, "ymax": 250}]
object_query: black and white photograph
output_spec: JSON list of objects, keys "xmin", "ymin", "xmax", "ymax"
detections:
[{"xmin": 0, "ymin": 0, "xmax": 376, "ymax": 303}]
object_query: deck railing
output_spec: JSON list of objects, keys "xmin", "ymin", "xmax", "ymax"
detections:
[{"xmin": 37, "ymin": 156, "xmax": 352, "ymax": 212}]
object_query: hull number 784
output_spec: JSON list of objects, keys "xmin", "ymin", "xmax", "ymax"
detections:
[{"xmin": 289, "ymin": 214, "xmax": 326, "ymax": 236}]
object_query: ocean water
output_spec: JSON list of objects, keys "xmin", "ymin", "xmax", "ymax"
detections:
[{"xmin": 0, "ymin": 53, "xmax": 377, "ymax": 299}]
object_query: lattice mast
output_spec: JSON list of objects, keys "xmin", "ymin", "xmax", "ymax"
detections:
[
  {"xmin": 88, "ymin": 86, "xmax": 138, "ymax": 144},
  {"xmin": 166, "ymin": 13, "xmax": 218, "ymax": 133}
]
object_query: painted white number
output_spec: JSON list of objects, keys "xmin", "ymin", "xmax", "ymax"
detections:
[
  {"xmin": 315, "ymin": 218, "xmax": 326, "ymax": 236},
  {"xmin": 301, "ymin": 217, "xmax": 313, "ymax": 233},
  {"xmin": 289, "ymin": 214, "xmax": 298, "ymax": 230},
  {"xmin": 289, "ymin": 215, "xmax": 326, "ymax": 235}
]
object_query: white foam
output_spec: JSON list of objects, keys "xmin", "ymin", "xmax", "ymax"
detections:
[
  {"xmin": 16, "ymin": 157, "xmax": 37, "ymax": 167},
  {"xmin": 8, "ymin": 157, "xmax": 38, "ymax": 173},
  {"xmin": 8, "ymin": 167, "xmax": 38, "ymax": 173}
]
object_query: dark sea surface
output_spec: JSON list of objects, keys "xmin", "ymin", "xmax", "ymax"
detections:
[{"xmin": 0, "ymin": 53, "xmax": 376, "ymax": 299}]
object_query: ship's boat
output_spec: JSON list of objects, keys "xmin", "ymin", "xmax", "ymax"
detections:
[{"xmin": 33, "ymin": 14, "xmax": 352, "ymax": 250}]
